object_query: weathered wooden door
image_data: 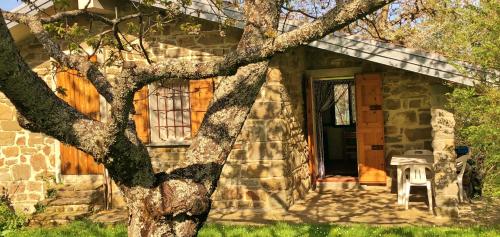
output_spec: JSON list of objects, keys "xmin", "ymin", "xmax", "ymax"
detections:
[
  {"xmin": 57, "ymin": 69, "xmax": 104, "ymax": 175},
  {"xmin": 355, "ymin": 73, "xmax": 386, "ymax": 184}
]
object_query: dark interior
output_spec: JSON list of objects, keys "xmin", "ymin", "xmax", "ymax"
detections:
[{"xmin": 321, "ymin": 81, "xmax": 358, "ymax": 177}]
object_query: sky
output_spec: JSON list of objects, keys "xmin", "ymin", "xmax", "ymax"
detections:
[{"xmin": 0, "ymin": 0, "xmax": 21, "ymax": 10}]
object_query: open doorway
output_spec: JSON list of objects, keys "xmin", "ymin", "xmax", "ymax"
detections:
[
  {"xmin": 306, "ymin": 72, "xmax": 386, "ymax": 184},
  {"xmin": 321, "ymin": 81, "xmax": 357, "ymax": 177},
  {"xmin": 312, "ymin": 78, "xmax": 358, "ymax": 179}
]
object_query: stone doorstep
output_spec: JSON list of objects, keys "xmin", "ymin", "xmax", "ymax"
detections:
[{"xmin": 316, "ymin": 181, "xmax": 391, "ymax": 193}]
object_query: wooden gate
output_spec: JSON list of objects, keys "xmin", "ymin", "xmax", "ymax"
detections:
[
  {"xmin": 355, "ymin": 73, "xmax": 386, "ymax": 184},
  {"xmin": 57, "ymin": 69, "xmax": 104, "ymax": 175}
]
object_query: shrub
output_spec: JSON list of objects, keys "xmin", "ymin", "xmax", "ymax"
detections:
[
  {"xmin": 448, "ymin": 86, "xmax": 500, "ymax": 197},
  {"xmin": 0, "ymin": 197, "xmax": 27, "ymax": 234}
]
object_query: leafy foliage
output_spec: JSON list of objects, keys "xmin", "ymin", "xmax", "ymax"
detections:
[
  {"xmin": 0, "ymin": 197, "xmax": 27, "ymax": 235},
  {"xmin": 411, "ymin": 0, "xmax": 500, "ymax": 197},
  {"xmin": 448, "ymin": 86, "xmax": 499, "ymax": 197}
]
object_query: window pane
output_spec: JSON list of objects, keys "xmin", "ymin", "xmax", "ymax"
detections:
[
  {"xmin": 334, "ymin": 84, "xmax": 350, "ymax": 126},
  {"xmin": 150, "ymin": 82, "xmax": 192, "ymax": 143}
]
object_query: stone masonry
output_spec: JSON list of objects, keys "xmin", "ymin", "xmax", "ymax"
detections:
[
  {"xmin": 3, "ymin": 10, "xmax": 460, "ymax": 217},
  {"xmin": 211, "ymin": 48, "xmax": 311, "ymax": 212},
  {"xmin": 431, "ymin": 85, "xmax": 459, "ymax": 216},
  {"xmin": 305, "ymin": 47, "xmax": 450, "ymax": 189},
  {"xmin": 0, "ymin": 39, "xmax": 58, "ymax": 213}
]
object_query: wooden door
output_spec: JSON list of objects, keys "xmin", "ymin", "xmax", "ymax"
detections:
[
  {"xmin": 306, "ymin": 77, "xmax": 317, "ymax": 187},
  {"xmin": 57, "ymin": 69, "xmax": 104, "ymax": 175},
  {"xmin": 355, "ymin": 73, "xmax": 386, "ymax": 184}
]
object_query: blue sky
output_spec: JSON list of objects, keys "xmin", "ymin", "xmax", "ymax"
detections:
[{"xmin": 0, "ymin": 0, "xmax": 21, "ymax": 10}]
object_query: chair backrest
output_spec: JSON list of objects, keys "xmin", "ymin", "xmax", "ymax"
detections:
[
  {"xmin": 409, "ymin": 165, "xmax": 429, "ymax": 184},
  {"xmin": 457, "ymin": 153, "xmax": 471, "ymax": 178},
  {"xmin": 404, "ymin": 149, "xmax": 433, "ymax": 156}
]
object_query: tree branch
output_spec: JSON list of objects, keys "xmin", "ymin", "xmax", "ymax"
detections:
[
  {"xmin": 2, "ymin": 10, "xmax": 115, "ymax": 102},
  {"xmin": 132, "ymin": 0, "xmax": 394, "ymax": 88}
]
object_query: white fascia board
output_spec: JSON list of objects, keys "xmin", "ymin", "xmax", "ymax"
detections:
[{"xmin": 6, "ymin": 0, "xmax": 54, "ymax": 28}]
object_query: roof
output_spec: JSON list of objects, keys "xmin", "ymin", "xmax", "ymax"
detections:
[{"xmin": 6, "ymin": 0, "xmax": 482, "ymax": 86}]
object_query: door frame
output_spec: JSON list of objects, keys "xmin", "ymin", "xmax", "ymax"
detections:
[{"xmin": 305, "ymin": 67, "xmax": 362, "ymax": 182}]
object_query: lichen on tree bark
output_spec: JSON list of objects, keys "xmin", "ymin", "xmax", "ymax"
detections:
[{"xmin": 0, "ymin": 0, "xmax": 394, "ymax": 236}]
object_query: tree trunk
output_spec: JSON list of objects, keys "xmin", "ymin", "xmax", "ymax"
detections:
[{"xmin": 0, "ymin": 1, "xmax": 395, "ymax": 236}]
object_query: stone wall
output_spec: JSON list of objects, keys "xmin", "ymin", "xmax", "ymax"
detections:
[
  {"xmin": 304, "ymin": 47, "xmax": 450, "ymax": 187},
  {"xmin": 120, "ymin": 20, "xmax": 312, "ymax": 212},
  {"xmin": 0, "ymin": 39, "xmax": 58, "ymax": 213},
  {"xmin": 211, "ymin": 48, "xmax": 311, "ymax": 212}
]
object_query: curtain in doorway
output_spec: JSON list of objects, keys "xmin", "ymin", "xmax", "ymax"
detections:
[{"xmin": 314, "ymin": 81, "xmax": 336, "ymax": 179}]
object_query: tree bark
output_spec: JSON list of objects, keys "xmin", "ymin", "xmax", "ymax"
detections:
[
  {"xmin": 0, "ymin": 1, "xmax": 395, "ymax": 236},
  {"xmin": 124, "ymin": 0, "xmax": 282, "ymax": 235}
]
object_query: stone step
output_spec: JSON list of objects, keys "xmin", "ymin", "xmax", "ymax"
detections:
[
  {"xmin": 29, "ymin": 210, "xmax": 89, "ymax": 227},
  {"xmin": 42, "ymin": 196, "xmax": 96, "ymax": 206},
  {"xmin": 55, "ymin": 189, "xmax": 102, "ymax": 199},
  {"xmin": 56, "ymin": 183, "xmax": 104, "ymax": 192},
  {"xmin": 44, "ymin": 204, "xmax": 99, "ymax": 213}
]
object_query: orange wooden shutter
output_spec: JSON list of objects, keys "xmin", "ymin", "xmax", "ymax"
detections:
[
  {"xmin": 133, "ymin": 86, "xmax": 150, "ymax": 143},
  {"xmin": 355, "ymin": 73, "xmax": 386, "ymax": 184},
  {"xmin": 56, "ymin": 68, "xmax": 103, "ymax": 175},
  {"xmin": 189, "ymin": 79, "xmax": 214, "ymax": 137}
]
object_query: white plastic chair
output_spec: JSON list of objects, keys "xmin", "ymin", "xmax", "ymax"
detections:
[
  {"xmin": 401, "ymin": 149, "xmax": 433, "ymax": 207},
  {"xmin": 404, "ymin": 149, "xmax": 433, "ymax": 156},
  {"xmin": 457, "ymin": 152, "xmax": 471, "ymax": 203},
  {"xmin": 404, "ymin": 165, "xmax": 433, "ymax": 211}
]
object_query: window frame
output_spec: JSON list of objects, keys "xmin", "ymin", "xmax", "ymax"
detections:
[
  {"xmin": 330, "ymin": 81, "xmax": 356, "ymax": 127},
  {"xmin": 147, "ymin": 83, "xmax": 193, "ymax": 147}
]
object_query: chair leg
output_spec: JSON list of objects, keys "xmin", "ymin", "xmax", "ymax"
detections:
[
  {"xmin": 458, "ymin": 178, "xmax": 463, "ymax": 203},
  {"xmin": 405, "ymin": 182, "xmax": 410, "ymax": 210},
  {"xmin": 427, "ymin": 182, "xmax": 433, "ymax": 212}
]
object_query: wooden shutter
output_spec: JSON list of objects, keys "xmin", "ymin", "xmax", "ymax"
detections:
[
  {"xmin": 133, "ymin": 86, "xmax": 150, "ymax": 143},
  {"xmin": 355, "ymin": 73, "xmax": 386, "ymax": 184},
  {"xmin": 56, "ymin": 68, "xmax": 103, "ymax": 175},
  {"xmin": 189, "ymin": 79, "xmax": 214, "ymax": 137}
]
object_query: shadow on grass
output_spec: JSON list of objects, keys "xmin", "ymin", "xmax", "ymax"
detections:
[
  {"xmin": 3, "ymin": 220, "xmax": 127, "ymax": 237},
  {"xmin": 4, "ymin": 220, "xmax": 499, "ymax": 237}
]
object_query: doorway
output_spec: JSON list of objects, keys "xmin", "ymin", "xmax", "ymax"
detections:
[
  {"xmin": 313, "ymin": 79, "xmax": 357, "ymax": 178},
  {"xmin": 321, "ymin": 80, "xmax": 358, "ymax": 177},
  {"xmin": 306, "ymin": 72, "xmax": 386, "ymax": 184}
]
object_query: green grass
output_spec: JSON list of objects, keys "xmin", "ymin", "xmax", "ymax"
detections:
[{"xmin": 4, "ymin": 221, "xmax": 499, "ymax": 237}]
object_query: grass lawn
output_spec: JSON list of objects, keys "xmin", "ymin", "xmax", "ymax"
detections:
[{"xmin": 4, "ymin": 221, "xmax": 499, "ymax": 237}]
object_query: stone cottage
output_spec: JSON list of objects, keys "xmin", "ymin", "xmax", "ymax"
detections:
[{"xmin": 1, "ymin": 0, "xmax": 476, "ymax": 219}]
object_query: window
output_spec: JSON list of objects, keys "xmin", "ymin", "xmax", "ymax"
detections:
[
  {"xmin": 136, "ymin": 79, "xmax": 214, "ymax": 145},
  {"xmin": 149, "ymin": 82, "xmax": 192, "ymax": 144},
  {"xmin": 333, "ymin": 82, "xmax": 356, "ymax": 126}
]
